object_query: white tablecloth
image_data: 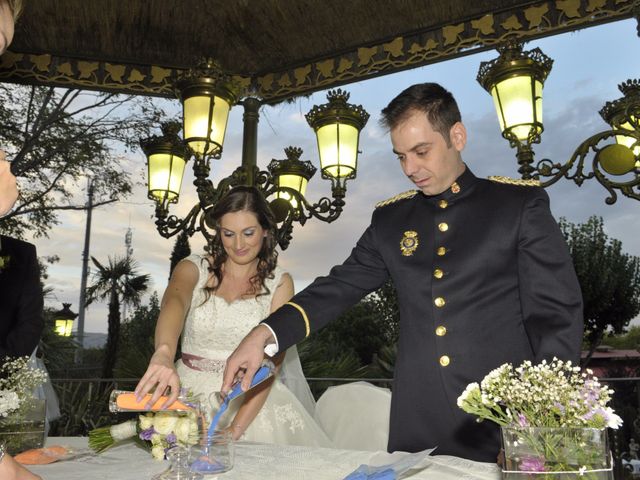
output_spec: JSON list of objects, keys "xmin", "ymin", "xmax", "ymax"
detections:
[{"xmin": 28, "ymin": 437, "xmax": 501, "ymax": 480}]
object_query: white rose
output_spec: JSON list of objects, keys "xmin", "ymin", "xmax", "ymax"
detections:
[
  {"xmin": 153, "ymin": 412, "xmax": 179, "ymax": 435},
  {"xmin": 139, "ymin": 414, "xmax": 154, "ymax": 430},
  {"xmin": 151, "ymin": 433, "xmax": 163, "ymax": 445},
  {"xmin": 151, "ymin": 445, "xmax": 165, "ymax": 461},
  {"xmin": 174, "ymin": 415, "xmax": 199, "ymax": 445}
]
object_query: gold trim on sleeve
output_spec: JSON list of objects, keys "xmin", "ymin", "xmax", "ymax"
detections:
[{"xmin": 286, "ymin": 301, "xmax": 311, "ymax": 338}]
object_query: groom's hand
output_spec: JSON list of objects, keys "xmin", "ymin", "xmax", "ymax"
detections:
[{"xmin": 222, "ymin": 324, "xmax": 274, "ymax": 394}]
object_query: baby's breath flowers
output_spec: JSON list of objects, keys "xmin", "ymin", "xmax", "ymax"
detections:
[
  {"xmin": 457, "ymin": 357, "xmax": 622, "ymax": 430},
  {"xmin": 0, "ymin": 357, "xmax": 47, "ymax": 417}
]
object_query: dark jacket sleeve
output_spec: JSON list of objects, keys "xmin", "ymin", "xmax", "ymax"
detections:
[
  {"xmin": 518, "ymin": 188, "xmax": 584, "ymax": 364},
  {"xmin": 263, "ymin": 212, "xmax": 390, "ymax": 351},
  {"xmin": 0, "ymin": 242, "xmax": 44, "ymax": 359}
]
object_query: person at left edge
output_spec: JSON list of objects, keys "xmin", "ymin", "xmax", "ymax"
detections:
[
  {"xmin": 0, "ymin": 0, "xmax": 18, "ymax": 217},
  {"xmin": 0, "ymin": 235, "xmax": 44, "ymax": 360},
  {"xmin": 0, "ymin": 2, "xmax": 45, "ymax": 478}
]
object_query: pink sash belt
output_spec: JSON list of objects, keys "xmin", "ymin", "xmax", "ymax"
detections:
[{"xmin": 181, "ymin": 352, "xmax": 226, "ymax": 373}]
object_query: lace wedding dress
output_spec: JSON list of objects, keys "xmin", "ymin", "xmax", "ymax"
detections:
[{"xmin": 175, "ymin": 254, "xmax": 332, "ymax": 448}]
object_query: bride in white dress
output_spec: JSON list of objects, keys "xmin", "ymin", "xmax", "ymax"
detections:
[{"xmin": 135, "ymin": 186, "xmax": 331, "ymax": 448}]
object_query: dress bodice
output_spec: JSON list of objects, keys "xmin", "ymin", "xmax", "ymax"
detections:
[{"xmin": 180, "ymin": 254, "xmax": 284, "ymax": 361}]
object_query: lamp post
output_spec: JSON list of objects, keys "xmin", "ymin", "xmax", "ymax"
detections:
[
  {"xmin": 478, "ymin": 43, "xmax": 640, "ymax": 204},
  {"xmin": 140, "ymin": 58, "xmax": 370, "ymax": 249},
  {"xmin": 53, "ymin": 303, "xmax": 78, "ymax": 337}
]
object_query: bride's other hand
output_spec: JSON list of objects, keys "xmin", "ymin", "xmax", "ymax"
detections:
[
  {"xmin": 134, "ymin": 259, "xmax": 199, "ymax": 409},
  {"xmin": 135, "ymin": 345, "xmax": 180, "ymax": 409}
]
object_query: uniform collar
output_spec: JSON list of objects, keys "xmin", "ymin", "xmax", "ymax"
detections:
[{"xmin": 422, "ymin": 165, "xmax": 478, "ymax": 204}]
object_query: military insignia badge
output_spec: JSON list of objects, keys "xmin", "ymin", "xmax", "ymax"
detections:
[{"xmin": 400, "ymin": 231, "xmax": 419, "ymax": 256}]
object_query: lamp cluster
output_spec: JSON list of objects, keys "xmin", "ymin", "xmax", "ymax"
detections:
[
  {"xmin": 140, "ymin": 60, "xmax": 369, "ymax": 249},
  {"xmin": 478, "ymin": 43, "xmax": 639, "ymax": 204}
]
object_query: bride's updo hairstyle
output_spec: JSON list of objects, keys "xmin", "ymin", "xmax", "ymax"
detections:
[{"xmin": 205, "ymin": 186, "xmax": 278, "ymax": 299}]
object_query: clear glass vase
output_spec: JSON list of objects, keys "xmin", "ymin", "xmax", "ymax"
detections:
[
  {"xmin": 151, "ymin": 446, "xmax": 202, "ymax": 480},
  {"xmin": 188, "ymin": 431, "xmax": 234, "ymax": 476},
  {"xmin": 501, "ymin": 426, "xmax": 613, "ymax": 479},
  {"xmin": 0, "ymin": 398, "xmax": 46, "ymax": 455}
]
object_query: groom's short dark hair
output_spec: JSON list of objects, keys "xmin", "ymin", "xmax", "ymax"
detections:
[{"xmin": 380, "ymin": 83, "xmax": 462, "ymax": 147}]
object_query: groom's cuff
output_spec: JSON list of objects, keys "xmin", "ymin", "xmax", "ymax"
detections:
[
  {"xmin": 261, "ymin": 302, "xmax": 310, "ymax": 352},
  {"xmin": 262, "ymin": 324, "xmax": 279, "ymax": 357}
]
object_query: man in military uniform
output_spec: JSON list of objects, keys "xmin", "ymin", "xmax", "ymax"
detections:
[{"xmin": 222, "ymin": 83, "xmax": 583, "ymax": 462}]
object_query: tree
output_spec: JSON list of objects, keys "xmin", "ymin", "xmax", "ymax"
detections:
[
  {"xmin": 559, "ymin": 216, "xmax": 640, "ymax": 365},
  {"xmin": 368, "ymin": 279, "xmax": 400, "ymax": 344},
  {"xmin": 0, "ymin": 84, "xmax": 166, "ymax": 239},
  {"xmin": 169, "ymin": 231, "xmax": 191, "ymax": 277},
  {"xmin": 115, "ymin": 292, "xmax": 161, "ymax": 379},
  {"xmin": 85, "ymin": 255, "xmax": 150, "ymax": 378}
]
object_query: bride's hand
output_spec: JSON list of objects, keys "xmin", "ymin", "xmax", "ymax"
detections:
[{"xmin": 134, "ymin": 346, "xmax": 180, "ymax": 409}]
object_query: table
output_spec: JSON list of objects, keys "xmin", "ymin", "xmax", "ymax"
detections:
[{"xmin": 28, "ymin": 437, "xmax": 501, "ymax": 480}]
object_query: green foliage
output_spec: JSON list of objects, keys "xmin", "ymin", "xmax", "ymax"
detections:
[
  {"xmin": 0, "ymin": 84, "xmax": 166, "ymax": 239},
  {"xmin": 297, "ymin": 338, "xmax": 368, "ymax": 399},
  {"xmin": 86, "ymin": 256, "xmax": 150, "ymax": 378},
  {"xmin": 298, "ymin": 281, "xmax": 400, "ymax": 396},
  {"xmin": 169, "ymin": 231, "xmax": 191, "ymax": 277},
  {"xmin": 114, "ymin": 293, "xmax": 161, "ymax": 378},
  {"xmin": 604, "ymin": 326, "xmax": 640, "ymax": 350},
  {"xmin": 48, "ymin": 380, "xmax": 124, "ymax": 436},
  {"xmin": 368, "ymin": 279, "xmax": 400, "ymax": 344},
  {"xmin": 559, "ymin": 216, "xmax": 640, "ymax": 365}
]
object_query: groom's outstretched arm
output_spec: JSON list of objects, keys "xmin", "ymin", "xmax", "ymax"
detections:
[{"xmin": 223, "ymin": 218, "xmax": 390, "ymax": 393}]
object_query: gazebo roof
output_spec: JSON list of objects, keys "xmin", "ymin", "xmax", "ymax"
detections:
[{"xmin": 1, "ymin": 0, "xmax": 633, "ymax": 102}]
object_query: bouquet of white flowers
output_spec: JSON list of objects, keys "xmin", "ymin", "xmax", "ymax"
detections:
[{"xmin": 89, "ymin": 410, "xmax": 200, "ymax": 460}]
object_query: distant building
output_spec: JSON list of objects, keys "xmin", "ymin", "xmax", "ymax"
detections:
[{"xmin": 583, "ymin": 345, "xmax": 640, "ymax": 378}]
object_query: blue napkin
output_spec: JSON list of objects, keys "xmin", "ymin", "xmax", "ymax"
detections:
[
  {"xmin": 343, "ymin": 465, "xmax": 396, "ymax": 479},
  {"xmin": 342, "ymin": 448, "xmax": 436, "ymax": 480}
]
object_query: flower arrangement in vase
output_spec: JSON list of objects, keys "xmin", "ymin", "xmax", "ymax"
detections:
[
  {"xmin": 457, "ymin": 358, "xmax": 620, "ymax": 479},
  {"xmin": 0, "ymin": 357, "xmax": 47, "ymax": 454}
]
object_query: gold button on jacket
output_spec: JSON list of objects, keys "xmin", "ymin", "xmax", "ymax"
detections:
[
  {"xmin": 435, "ymin": 325, "xmax": 447, "ymax": 336},
  {"xmin": 436, "ymin": 246, "xmax": 446, "ymax": 256},
  {"xmin": 439, "ymin": 355, "xmax": 450, "ymax": 366},
  {"xmin": 438, "ymin": 200, "xmax": 448, "ymax": 209},
  {"xmin": 434, "ymin": 297, "xmax": 445, "ymax": 307},
  {"xmin": 438, "ymin": 222, "xmax": 448, "ymax": 232},
  {"xmin": 433, "ymin": 268, "xmax": 444, "ymax": 279}
]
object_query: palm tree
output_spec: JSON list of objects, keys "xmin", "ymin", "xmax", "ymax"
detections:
[{"xmin": 86, "ymin": 255, "xmax": 150, "ymax": 378}]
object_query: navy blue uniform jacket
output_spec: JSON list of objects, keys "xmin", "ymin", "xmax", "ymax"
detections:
[
  {"xmin": 263, "ymin": 168, "xmax": 583, "ymax": 462},
  {"xmin": 0, "ymin": 235, "xmax": 44, "ymax": 360}
]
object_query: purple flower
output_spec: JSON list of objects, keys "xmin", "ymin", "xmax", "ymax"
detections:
[
  {"xmin": 553, "ymin": 402, "xmax": 565, "ymax": 414},
  {"xmin": 166, "ymin": 432, "xmax": 177, "ymax": 445},
  {"xmin": 139, "ymin": 427, "xmax": 155, "ymax": 441},
  {"xmin": 517, "ymin": 413, "xmax": 529, "ymax": 427},
  {"xmin": 519, "ymin": 456, "xmax": 546, "ymax": 472}
]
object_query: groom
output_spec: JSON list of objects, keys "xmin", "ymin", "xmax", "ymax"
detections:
[{"xmin": 222, "ymin": 83, "xmax": 583, "ymax": 462}]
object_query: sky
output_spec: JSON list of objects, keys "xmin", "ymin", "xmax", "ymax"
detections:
[{"xmin": 28, "ymin": 18, "xmax": 640, "ymax": 337}]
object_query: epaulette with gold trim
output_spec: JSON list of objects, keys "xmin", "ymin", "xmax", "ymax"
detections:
[
  {"xmin": 488, "ymin": 175, "xmax": 541, "ymax": 187},
  {"xmin": 375, "ymin": 190, "xmax": 418, "ymax": 209}
]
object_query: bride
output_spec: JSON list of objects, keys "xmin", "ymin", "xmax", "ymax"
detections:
[{"xmin": 134, "ymin": 186, "xmax": 331, "ymax": 447}]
